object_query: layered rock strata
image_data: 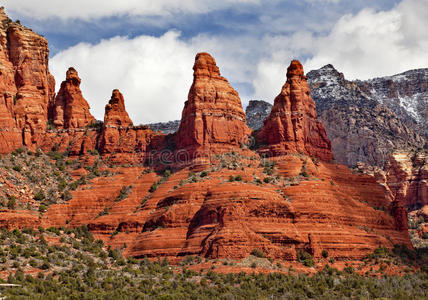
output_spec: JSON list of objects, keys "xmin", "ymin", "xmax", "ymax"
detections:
[
  {"xmin": 0, "ymin": 8, "xmax": 55, "ymax": 152},
  {"xmin": 257, "ymin": 60, "xmax": 333, "ymax": 161},
  {"xmin": 51, "ymin": 67, "xmax": 95, "ymax": 129},
  {"xmin": 175, "ymin": 52, "xmax": 250, "ymax": 158},
  {"xmin": 307, "ymin": 64, "xmax": 426, "ymax": 167}
]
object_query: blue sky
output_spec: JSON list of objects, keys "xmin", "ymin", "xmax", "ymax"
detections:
[
  {"xmin": 3, "ymin": 0, "xmax": 427, "ymax": 124},
  {"xmin": 6, "ymin": 0, "xmax": 399, "ymax": 55}
]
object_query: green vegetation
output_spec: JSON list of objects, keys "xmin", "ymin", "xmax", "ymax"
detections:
[
  {"xmin": 7, "ymin": 196, "xmax": 16, "ymax": 210},
  {"xmin": 263, "ymin": 177, "xmax": 273, "ymax": 183},
  {"xmin": 38, "ymin": 204, "xmax": 47, "ymax": 213},
  {"xmin": 97, "ymin": 207, "xmax": 109, "ymax": 217},
  {"xmin": 149, "ymin": 181, "xmax": 159, "ymax": 193},
  {"xmin": 114, "ymin": 185, "xmax": 133, "ymax": 202},
  {"xmin": 88, "ymin": 149, "xmax": 99, "ymax": 156},
  {"xmin": 12, "ymin": 165, "xmax": 22, "ymax": 172},
  {"xmin": 0, "ymin": 148, "xmax": 81, "ymax": 211},
  {"xmin": 408, "ymin": 214, "xmax": 428, "ymax": 249},
  {"xmin": 225, "ymin": 173, "xmax": 246, "ymax": 183},
  {"xmin": 87, "ymin": 120, "xmax": 104, "ymax": 130},
  {"xmin": 297, "ymin": 250, "xmax": 315, "ymax": 267},
  {"xmin": 163, "ymin": 169, "xmax": 171, "ymax": 178},
  {"xmin": 0, "ymin": 229, "xmax": 426, "ymax": 299},
  {"xmin": 250, "ymin": 249, "xmax": 265, "ymax": 258},
  {"xmin": 262, "ymin": 160, "xmax": 276, "ymax": 175},
  {"xmin": 33, "ymin": 190, "xmax": 45, "ymax": 201},
  {"xmin": 299, "ymin": 160, "xmax": 310, "ymax": 178},
  {"xmin": 148, "ymin": 169, "xmax": 175, "ymax": 194},
  {"xmin": 299, "ymin": 171, "xmax": 309, "ymax": 178}
]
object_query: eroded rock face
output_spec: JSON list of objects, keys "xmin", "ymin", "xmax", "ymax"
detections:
[
  {"xmin": 38, "ymin": 156, "xmax": 411, "ymax": 261},
  {"xmin": 245, "ymin": 100, "xmax": 272, "ymax": 130},
  {"xmin": 98, "ymin": 89, "xmax": 159, "ymax": 159},
  {"xmin": 0, "ymin": 10, "xmax": 17, "ymax": 148},
  {"xmin": 357, "ymin": 69, "xmax": 428, "ymax": 140},
  {"xmin": 8, "ymin": 21, "xmax": 55, "ymax": 148},
  {"xmin": 175, "ymin": 52, "xmax": 250, "ymax": 157},
  {"xmin": 384, "ymin": 150, "xmax": 428, "ymax": 209},
  {"xmin": 356, "ymin": 150, "xmax": 427, "ymax": 232},
  {"xmin": 257, "ymin": 60, "xmax": 333, "ymax": 161},
  {"xmin": 0, "ymin": 8, "xmax": 55, "ymax": 152},
  {"xmin": 51, "ymin": 67, "xmax": 95, "ymax": 129},
  {"xmin": 0, "ymin": 9, "xmax": 414, "ymax": 263},
  {"xmin": 103, "ymin": 89, "xmax": 133, "ymax": 127},
  {"xmin": 307, "ymin": 64, "xmax": 426, "ymax": 168}
]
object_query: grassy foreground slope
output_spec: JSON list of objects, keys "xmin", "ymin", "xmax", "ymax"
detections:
[{"xmin": 0, "ymin": 227, "xmax": 427, "ymax": 299}]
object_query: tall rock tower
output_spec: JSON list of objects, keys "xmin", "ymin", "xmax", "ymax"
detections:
[
  {"xmin": 175, "ymin": 52, "xmax": 250, "ymax": 158},
  {"xmin": 257, "ymin": 60, "xmax": 333, "ymax": 161}
]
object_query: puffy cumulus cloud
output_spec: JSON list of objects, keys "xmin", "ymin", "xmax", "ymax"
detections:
[
  {"xmin": 304, "ymin": 0, "xmax": 428, "ymax": 79},
  {"xmin": 3, "ymin": 0, "xmax": 259, "ymax": 21},
  {"xmin": 252, "ymin": 0, "xmax": 428, "ymax": 104},
  {"xmin": 51, "ymin": 31, "xmax": 196, "ymax": 124},
  {"xmin": 51, "ymin": 31, "xmax": 264, "ymax": 124},
  {"xmin": 50, "ymin": 0, "xmax": 428, "ymax": 124}
]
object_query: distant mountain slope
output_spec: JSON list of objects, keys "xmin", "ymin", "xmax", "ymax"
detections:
[
  {"xmin": 357, "ymin": 69, "xmax": 428, "ymax": 136},
  {"xmin": 245, "ymin": 100, "xmax": 272, "ymax": 131},
  {"xmin": 307, "ymin": 65, "xmax": 426, "ymax": 167},
  {"xmin": 148, "ymin": 120, "xmax": 180, "ymax": 134}
]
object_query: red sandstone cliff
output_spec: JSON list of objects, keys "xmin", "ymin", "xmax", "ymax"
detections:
[
  {"xmin": 38, "ymin": 58, "xmax": 410, "ymax": 261},
  {"xmin": 103, "ymin": 89, "xmax": 133, "ymax": 127},
  {"xmin": 0, "ymin": 9, "xmax": 414, "ymax": 263},
  {"xmin": 98, "ymin": 89, "xmax": 159, "ymax": 162},
  {"xmin": 257, "ymin": 60, "xmax": 333, "ymax": 161},
  {"xmin": 39, "ymin": 154, "xmax": 411, "ymax": 261},
  {"xmin": 175, "ymin": 52, "xmax": 250, "ymax": 158},
  {"xmin": 51, "ymin": 67, "xmax": 95, "ymax": 129},
  {"xmin": 384, "ymin": 150, "xmax": 428, "ymax": 209},
  {"xmin": 0, "ymin": 8, "xmax": 55, "ymax": 152}
]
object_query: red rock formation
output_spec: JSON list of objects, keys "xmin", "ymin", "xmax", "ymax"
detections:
[
  {"xmin": 383, "ymin": 150, "xmax": 428, "ymax": 209},
  {"xmin": 175, "ymin": 52, "xmax": 250, "ymax": 158},
  {"xmin": 103, "ymin": 89, "xmax": 132, "ymax": 127},
  {"xmin": 98, "ymin": 89, "xmax": 160, "ymax": 160},
  {"xmin": 0, "ymin": 9, "xmax": 414, "ymax": 264},
  {"xmin": 0, "ymin": 8, "xmax": 55, "ymax": 152},
  {"xmin": 257, "ymin": 60, "xmax": 333, "ymax": 161},
  {"xmin": 0, "ymin": 211, "xmax": 40, "ymax": 230},
  {"xmin": 51, "ymin": 67, "xmax": 95, "ymax": 129},
  {"xmin": 0, "ymin": 10, "xmax": 23, "ymax": 153},
  {"xmin": 390, "ymin": 200, "xmax": 409, "ymax": 231},
  {"xmin": 37, "ymin": 155, "xmax": 410, "ymax": 261},
  {"xmin": 8, "ymin": 21, "xmax": 55, "ymax": 149}
]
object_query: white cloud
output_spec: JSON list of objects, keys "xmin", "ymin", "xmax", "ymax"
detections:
[
  {"xmin": 51, "ymin": 32, "xmax": 265, "ymax": 124},
  {"xmin": 51, "ymin": 31, "xmax": 196, "ymax": 124},
  {"xmin": 305, "ymin": 0, "xmax": 428, "ymax": 79},
  {"xmin": 50, "ymin": 0, "xmax": 428, "ymax": 125},
  {"xmin": 3, "ymin": 0, "xmax": 259, "ymax": 21},
  {"xmin": 252, "ymin": 0, "xmax": 428, "ymax": 105}
]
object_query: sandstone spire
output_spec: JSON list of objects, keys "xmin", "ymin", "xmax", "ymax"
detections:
[
  {"xmin": 103, "ymin": 89, "xmax": 133, "ymax": 127},
  {"xmin": 257, "ymin": 60, "xmax": 333, "ymax": 161},
  {"xmin": 0, "ymin": 8, "xmax": 55, "ymax": 151},
  {"xmin": 175, "ymin": 52, "xmax": 249, "ymax": 156},
  {"xmin": 52, "ymin": 67, "xmax": 95, "ymax": 129}
]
